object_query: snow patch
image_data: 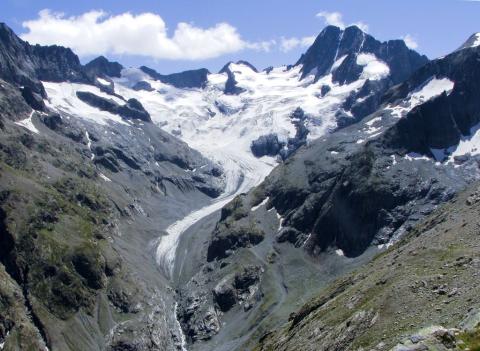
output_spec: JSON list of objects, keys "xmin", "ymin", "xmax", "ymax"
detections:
[
  {"xmin": 356, "ymin": 53, "xmax": 390, "ymax": 80},
  {"xmin": 251, "ymin": 197, "xmax": 269, "ymax": 212},
  {"xmin": 365, "ymin": 116, "xmax": 382, "ymax": 127},
  {"xmin": 441, "ymin": 122, "xmax": 480, "ymax": 163},
  {"xmin": 85, "ymin": 131, "xmax": 95, "ymax": 160},
  {"xmin": 331, "ymin": 55, "xmax": 347, "ymax": 72},
  {"xmin": 15, "ymin": 110, "xmax": 39, "ymax": 134},
  {"xmin": 276, "ymin": 212, "xmax": 284, "ymax": 231},
  {"xmin": 387, "ymin": 77, "xmax": 455, "ymax": 118},
  {"xmin": 404, "ymin": 153, "xmax": 430, "ymax": 161},
  {"xmin": 468, "ymin": 33, "xmax": 480, "ymax": 48},
  {"xmin": 99, "ymin": 173, "xmax": 111, "ymax": 182},
  {"xmin": 335, "ymin": 249, "xmax": 345, "ymax": 256},
  {"xmin": 391, "ymin": 155, "xmax": 397, "ymax": 165},
  {"xmin": 96, "ymin": 77, "xmax": 110, "ymax": 86}
]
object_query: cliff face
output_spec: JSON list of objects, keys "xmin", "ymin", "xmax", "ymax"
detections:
[{"xmin": 0, "ymin": 23, "xmax": 88, "ymax": 97}]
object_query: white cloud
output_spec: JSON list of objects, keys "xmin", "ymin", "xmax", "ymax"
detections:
[
  {"xmin": 316, "ymin": 11, "xmax": 345, "ymax": 28},
  {"xmin": 402, "ymin": 34, "xmax": 419, "ymax": 49},
  {"xmin": 280, "ymin": 36, "xmax": 316, "ymax": 52},
  {"xmin": 316, "ymin": 11, "xmax": 369, "ymax": 32},
  {"xmin": 21, "ymin": 9, "xmax": 272, "ymax": 60}
]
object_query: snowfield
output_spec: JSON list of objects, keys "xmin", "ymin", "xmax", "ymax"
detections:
[
  {"xmin": 387, "ymin": 77, "xmax": 454, "ymax": 119},
  {"xmin": 43, "ymin": 81, "xmax": 128, "ymax": 126}
]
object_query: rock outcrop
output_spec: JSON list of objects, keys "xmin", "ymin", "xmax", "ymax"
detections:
[{"xmin": 140, "ymin": 66, "xmax": 210, "ymax": 89}]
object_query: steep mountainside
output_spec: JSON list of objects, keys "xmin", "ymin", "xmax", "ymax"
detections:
[
  {"xmin": 255, "ymin": 182, "xmax": 480, "ymax": 351},
  {"xmin": 0, "ymin": 23, "xmax": 224, "ymax": 350}
]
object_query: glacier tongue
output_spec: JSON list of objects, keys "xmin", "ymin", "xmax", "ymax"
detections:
[{"xmin": 155, "ymin": 151, "xmax": 275, "ymax": 279}]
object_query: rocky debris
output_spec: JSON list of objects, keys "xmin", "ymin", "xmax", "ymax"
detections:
[
  {"xmin": 132, "ymin": 80, "xmax": 154, "ymax": 92},
  {"xmin": 224, "ymin": 70, "xmax": 245, "ymax": 95},
  {"xmin": 94, "ymin": 146, "xmax": 140, "ymax": 171},
  {"xmin": 40, "ymin": 113, "xmax": 62, "ymax": 131},
  {"xmin": 279, "ymin": 107, "xmax": 309, "ymax": 159},
  {"xmin": 275, "ymin": 226, "xmax": 308, "ymax": 247},
  {"xmin": 177, "ymin": 264, "xmax": 263, "ymax": 343},
  {"xmin": 207, "ymin": 226, "xmax": 265, "ymax": 262},
  {"xmin": 390, "ymin": 323, "xmax": 480, "ymax": 351},
  {"xmin": 213, "ymin": 280, "xmax": 237, "ymax": 312},
  {"xmin": 76, "ymin": 91, "xmax": 119, "ymax": 112},
  {"xmin": 320, "ymin": 84, "xmax": 331, "ymax": 97},
  {"xmin": 177, "ymin": 285, "xmax": 221, "ymax": 342},
  {"xmin": 466, "ymin": 187, "xmax": 480, "ymax": 205},
  {"xmin": 76, "ymin": 91, "xmax": 151, "ymax": 122},
  {"xmin": 212, "ymin": 266, "xmax": 262, "ymax": 312},
  {"xmin": 340, "ymin": 79, "xmax": 391, "ymax": 126},
  {"xmin": 140, "ymin": 66, "xmax": 210, "ymax": 89}
]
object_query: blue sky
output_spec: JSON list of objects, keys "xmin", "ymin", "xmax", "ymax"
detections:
[{"xmin": 2, "ymin": 0, "xmax": 479, "ymax": 73}]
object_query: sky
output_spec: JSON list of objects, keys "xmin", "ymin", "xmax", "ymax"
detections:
[{"xmin": 2, "ymin": 0, "xmax": 480, "ymax": 74}]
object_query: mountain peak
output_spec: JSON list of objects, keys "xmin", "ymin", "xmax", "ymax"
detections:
[
  {"xmin": 457, "ymin": 33, "xmax": 480, "ymax": 51},
  {"xmin": 85, "ymin": 56, "xmax": 124, "ymax": 78},
  {"xmin": 219, "ymin": 60, "xmax": 258, "ymax": 74},
  {"xmin": 296, "ymin": 25, "xmax": 428, "ymax": 85}
]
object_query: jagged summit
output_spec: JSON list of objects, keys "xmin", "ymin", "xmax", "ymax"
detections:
[
  {"xmin": 219, "ymin": 60, "xmax": 258, "ymax": 74},
  {"xmin": 0, "ymin": 22, "xmax": 88, "ymax": 97},
  {"xmin": 296, "ymin": 25, "xmax": 428, "ymax": 84}
]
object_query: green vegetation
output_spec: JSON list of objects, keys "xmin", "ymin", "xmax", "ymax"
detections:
[{"xmin": 458, "ymin": 325, "xmax": 480, "ymax": 351}]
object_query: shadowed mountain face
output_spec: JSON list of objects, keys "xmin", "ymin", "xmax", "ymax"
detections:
[
  {"xmin": 140, "ymin": 65, "xmax": 211, "ymax": 89},
  {"xmin": 84, "ymin": 56, "xmax": 124, "ymax": 79},
  {"xmin": 0, "ymin": 23, "xmax": 88, "ymax": 97}
]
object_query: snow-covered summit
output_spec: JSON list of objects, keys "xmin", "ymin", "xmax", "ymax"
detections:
[{"xmin": 457, "ymin": 33, "xmax": 480, "ymax": 51}]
